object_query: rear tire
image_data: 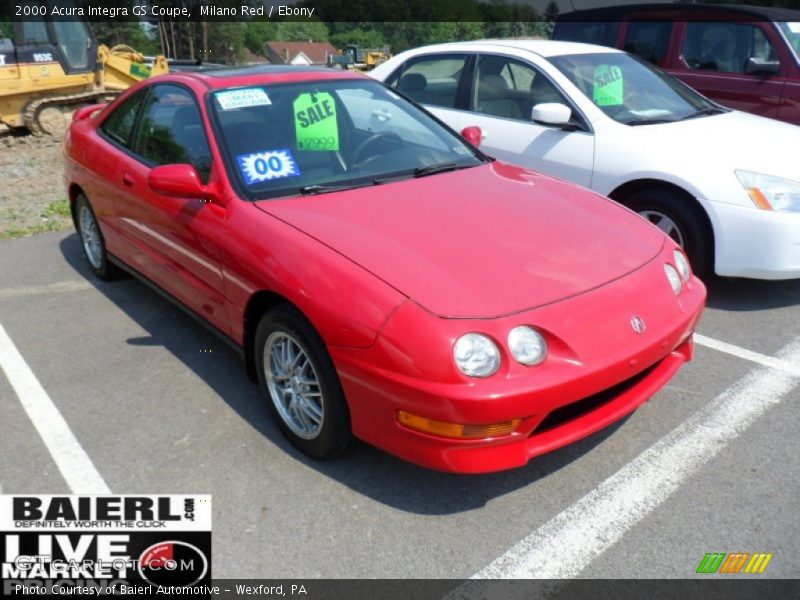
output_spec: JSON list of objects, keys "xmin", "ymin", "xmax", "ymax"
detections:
[
  {"xmin": 74, "ymin": 194, "xmax": 121, "ymax": 281},
  {"xmin": 255, "ymin": 305, "xmax": 352, "ymax": 459},
  {"xmin": 624, "ymin": 188, "xmax": 714, "ymax": 278}
]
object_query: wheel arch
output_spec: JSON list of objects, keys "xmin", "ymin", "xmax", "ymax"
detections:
[
  {"xmin": 242, "ymin": 290, "xmax": 298, "ymax": 383},
  {"xmin": 607, "ymin": 177, "xmax": 716, "ymax": 249},
  {"xmin": 67, "ymin": 183, "xmax": 85, "ymax": 225}
]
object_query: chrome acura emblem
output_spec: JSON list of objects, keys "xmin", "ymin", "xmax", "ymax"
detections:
[{"xmin": 630, "ymin": 316, "xmax": 647, "ymax": 334}]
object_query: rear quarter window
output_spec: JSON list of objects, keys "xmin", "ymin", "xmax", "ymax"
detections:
[{"xmin": 99, "ymin": 90, "xmax": 146, "ymax": 148}]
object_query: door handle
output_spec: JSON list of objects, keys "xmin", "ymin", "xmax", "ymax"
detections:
[{"xmin": 122, "ymin": 173, "xmax": 134, "ymax": 187}]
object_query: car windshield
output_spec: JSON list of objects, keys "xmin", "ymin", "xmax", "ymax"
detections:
[
  {"xmin": 778, "ymin": 22, "xmax": 800, "ymax": 62},
  {"xmin": 209, "ymin": 78, "xmax": 485, "ymax": 199},
  {"xmin": 549, "ymin": 52, "xmax": 720, "ymax": 125}
]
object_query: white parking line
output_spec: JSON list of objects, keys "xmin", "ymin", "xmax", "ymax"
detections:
[
  {"xmin": 695, "ymin": 333, "xmax": 800, "ymax": 376},
  {"xmin": 0, "ymin": 323, "xmax": 110, "ymax": 494},
  {"xmin": 460, "ymin": 336, "xmax": 800, "ymax": 583}
]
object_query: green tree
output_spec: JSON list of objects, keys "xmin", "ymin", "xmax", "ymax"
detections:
[
  {"xmin": 274, "ymin": 21, "xmax": 330, "ymax": 43},
  {"xmin": 330, "ymin": 27, "xmax": 385, "ymax": 51},
  {"xmin": 543, "ymin": 1, "xmax": 560, "ymax": 38},
  {"xmin": 204, "ymin": 22, "xmax": 246, "ymax": 64},
  {"xmin": 244, "ymin": 21, "xmax": 277, "ymax": 56},
  {"xmin": 91, "ymin": 23, "xmax": 159, "ymax": 55}
]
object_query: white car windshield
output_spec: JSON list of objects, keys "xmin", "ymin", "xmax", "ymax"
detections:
[
  {"xmin": 778, "ymin": 22, "xmax": 800, "ymax": 62},
  {"xmin": 549, "ymin": 52, "xmax": 722, "ymax": 126},
  {"xmin": 209, "ymin": 79, "xmax": 485, "ymax": 200}
]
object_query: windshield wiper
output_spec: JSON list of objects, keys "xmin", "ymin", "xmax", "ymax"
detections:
[
  {"xmin": 298, "ymin": 162, "xmax": 477, "ymax": 194},
  {"xmin": 680, "ymin": 107, "xmax": 727, "ymax": 121},
  {"xmin": 298, "ymin": 182, "xmax": 375, "ymax": 196},
  {"xmin": 627, "ymin": 118, "xmax": 677, "ymax": 126},
  {"xmin": 413, "ymin": 162, "xmax": 459, "ymax": 178}
]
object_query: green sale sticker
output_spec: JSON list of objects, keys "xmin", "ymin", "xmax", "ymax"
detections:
[
  {"xmin": 593, "ymin": 65, "xmax": 624, "ymax": 107},
  {"xmin": 293, "ymin": 92, "xmax": 339, "ymax": 151}
]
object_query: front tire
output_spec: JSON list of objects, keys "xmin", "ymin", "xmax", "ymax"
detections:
[
  {"xmin": 74, "ymin": 194, "xmax": 121, "ymax": 281},
  {"xmin": 255, "ymin": 305, "xmax": 352, "ymax": 459},
  {"xmin": 624, "ymin": 188, "xmax": 713, "ymax": 278}
]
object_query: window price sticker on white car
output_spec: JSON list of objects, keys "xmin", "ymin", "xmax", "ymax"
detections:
[
  {"xmin": 216, "ymin": 87, "xmax": 272, "ymax": 110},
  {"xmin": 237, "ymin": 149, "xmax": 301, "ymax": 184},
  {"xmin": 593, "ymin": 65, "xmax": 624, "ymax": 106}
]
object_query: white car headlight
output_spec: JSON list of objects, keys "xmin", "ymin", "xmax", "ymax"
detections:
[
  {"xmin": 508, "ymin": 326, "xmax": 547, "ymax": 366},
  {"xmin": 665, "ymin": 263, "xmax": 682, "ymax": 295},
  {"xmin": 736, "ymin": 170, "xmax": 800, "ymax": 213},
  {"xmin": 673, "ymin": 250, "xmax": 691, "ymax": 282},
  {"xmin": 454, "ymin": 333, "xmax": 500, "ymax": 377}
]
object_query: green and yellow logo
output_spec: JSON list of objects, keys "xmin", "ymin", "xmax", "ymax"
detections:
[
  {"xmin": 129, "ymin": 63, "xmax": 153, "ymax": 78},
  {"xmin": 696, "ymin": 552, "xmax": 773, "ymax": 574}
]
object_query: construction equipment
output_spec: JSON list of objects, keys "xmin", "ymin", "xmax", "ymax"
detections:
[
  {"xmin": 328, "ymin": 45, "xmax": 392, "ymax": 71},
  {"xmin": 0, "ymin": 18, "xmax": 167, "ymax": 137}
]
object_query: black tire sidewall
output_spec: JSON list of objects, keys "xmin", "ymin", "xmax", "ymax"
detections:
[
  {"xmin": 254, "ymin": 306, "xmax": 351, "ymax": 459},
  {"xmin": 625, "ymin": 190, "xmax": 714, "ymax": 278},
  {"xmin": 74, "ymin": 194, "xmax": 117, "ymax": 281}
]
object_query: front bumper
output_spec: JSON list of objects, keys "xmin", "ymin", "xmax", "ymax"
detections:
[
  {"xmin": 712, "ymin": 202, "xmax": 800, "ymax": 279},
  {"xmin": 331, "ymin": 253, "xmax": 706, "ymax": 473}
]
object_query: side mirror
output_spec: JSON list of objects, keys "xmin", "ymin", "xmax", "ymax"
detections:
[
  {"xmin": 460, "ymin": 125, "xmax": 483, "ymax": 147},
  {"xmin": 745, "ymin": 57, "xmax": 780, "ymax": 75},
  {"xmin": 72, "ymin": 103, "xmax": 106, "ymax": 122},
  {"xmin": 149, "ymin": 164, "xmax": 208, "ymax": 199},
  {"xmin": 531, "ymin": 103, "xmax": 572, "ymax": 126}
]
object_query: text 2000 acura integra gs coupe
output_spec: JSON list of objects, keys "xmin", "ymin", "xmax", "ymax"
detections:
[{"xmin": 64, "ymin": 66, "xmax": 705, "ymax": 473}]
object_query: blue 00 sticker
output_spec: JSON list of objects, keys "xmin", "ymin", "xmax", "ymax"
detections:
[{"xmin": 237, "ymin": 149, "xmax": 301, "ymax": 185}]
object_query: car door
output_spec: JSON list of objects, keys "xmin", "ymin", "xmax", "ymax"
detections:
[
  {"xmin": 675, "ymin": 20, "xmax": 786, "ymax": 119},
  {"xmin": 88, "ymin": 89, "xmax": 149, "ymax": 262},
  {"xmin": 462, "ymin": 53, "xmax": 595, "ymax": 188},
  {"xmin": 385, "ymin": 53, "xmax": 471, "ymax": 131},
  {"xmin": 113, "ymin": 83, "xmax": 229, "ymax": 333}
]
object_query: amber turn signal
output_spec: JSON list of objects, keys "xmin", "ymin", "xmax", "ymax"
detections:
[
  {"xmin": 397, "ymin": 411, "xmax": 521, "ymax": 439},
  {"xmin": 745, "ymin": 187, "xmax": 774, "ymax": 211}
]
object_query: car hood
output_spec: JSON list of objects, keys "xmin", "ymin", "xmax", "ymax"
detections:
[
  {"xmin": 256, "ymin": 162, "xmax": 665, "ymax": 318},
  {"xmin": 631, "ymin": 111, "xmax": 800, "ymax": 179}
]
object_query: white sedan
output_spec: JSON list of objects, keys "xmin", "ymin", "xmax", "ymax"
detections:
[{"xmin": 371, "ymin": 40, "xmax": 800, "ymax": 279}]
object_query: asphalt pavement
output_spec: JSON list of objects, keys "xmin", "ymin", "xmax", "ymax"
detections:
[{"xmin": 1, "ymin": 230, "xmax": 798, "ymax": 580}]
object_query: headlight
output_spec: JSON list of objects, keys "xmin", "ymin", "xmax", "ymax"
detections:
[
  {"xmin": 664, "ymin": 264, "xmax": 682, "ymax": 295},
  {"xmin": 673, "ymin": 250, "xmax": 691, "ymax": 282},
  {"xmin": 736, "ymin": 170, "xmax": 800, "ymax": 213},
  {"xmin": 454, "ymin": 333, "xmax": 500, "ymax": 377},
  {"xmin": 507, "ymin": 326, "xmax": 547, "ymax": 366}
]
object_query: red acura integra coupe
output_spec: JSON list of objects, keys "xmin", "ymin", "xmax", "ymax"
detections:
[{"xmin": 64, "ymin": 66, "xmax": 705, "ymax": 473}]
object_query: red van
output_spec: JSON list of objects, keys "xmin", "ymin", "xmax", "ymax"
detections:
[{"xmin": 553, "ymin": 3, "xmax": 800, "ymax": 125}]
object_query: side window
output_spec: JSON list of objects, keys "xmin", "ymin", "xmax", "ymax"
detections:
[
  {"xmin": 20, "ymin": 20, "xmax": 50, "ymax": 44},
  {"xmin": 683, "ymin": 22, "xmax": 778, "ymax": 74},
  {"xmin": 624, "ymin": 22, "xmax": 672, "ymax": 65},
  {"xmin": 52, "ymin": 20, "xmax": 91, "ymax": 70},
  {"xmin": 473, "ymin": 55, "xmax": 570, "ymax": 122},
  {"xmin": 391, "ymin": 54, "xmax": 468, "ymax": 109},
  {"xmin": 552, "ymin": 21, "xmax": 621, "ymax": 47},
  {"xmin": 100, "ymin": 90, "xmax": 146, "ymax": 148},
  {"xmin": 133, "ymin": 84, "xmax": 212, "ymax": 183},
  {"xmin": 336, "ymin": 87, "xmax": 450, "ymax": 152}
]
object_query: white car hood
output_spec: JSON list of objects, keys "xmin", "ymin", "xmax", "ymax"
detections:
[{"xmin": 633, "ymin": 111, "xmax": 800, "ymax": 181}]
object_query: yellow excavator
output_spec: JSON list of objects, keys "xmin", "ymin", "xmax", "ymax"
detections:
[{"xmin": 0, "ymin": 18, "xmax": 167, "ymax": 137}]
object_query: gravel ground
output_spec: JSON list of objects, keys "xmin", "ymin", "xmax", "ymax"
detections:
[{"xmin": 0, "ymin": 128, "xmax": 71, "ymax": 239}]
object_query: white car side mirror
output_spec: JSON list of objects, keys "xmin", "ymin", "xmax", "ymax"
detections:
[{"xmin": 531, "ymin": 103, "xmax": 572, "ymax": 126}]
